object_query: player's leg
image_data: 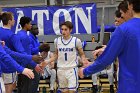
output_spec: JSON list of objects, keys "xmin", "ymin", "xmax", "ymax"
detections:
[
  {"xmin": 12, "ymin": 82, "xmax": 16, "ymax": 90},
  {"xmin": 0, "ymin": 77, "xmax": 6, "ymax": 93},
  {"xmin": 57, "ymin": 69, "xmax": 68, "ymax": 93},
  {"xmin": 5, "ymin": 84, "xmax": 13, "ymax": 93},
  {"xmin": 49, "ymin": 69, "xmax": 56, "ymax": 93},
  {"xmin": 17, "ymin": 74, "xmax": 32, "ymax": 93},
  {"xmin": 2, "ymin": 73, "xmax": 16, "ymax": 93},
  {"xmin": 107, "ymin": 69, "xmax": 114, "ymax": 93},
  {"xmin": 92, "ymin": 73, "xmax": 98, "ymax": 93},
  {"xmin": 31, "ymin": 69, "xmax": 40, "ymax": 93},
  {"xmin": 67, "ymin": 68, "xmax": 78, "ymax": 93}
]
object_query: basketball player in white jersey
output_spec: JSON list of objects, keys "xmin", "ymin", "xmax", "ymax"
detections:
[
  {"xmin": 40, "ymin": 43, "xmax": 56, "ymax": 93},
  {"xmin": 40, "ymin": 21, "xmax": 90, "ymax": 93}
]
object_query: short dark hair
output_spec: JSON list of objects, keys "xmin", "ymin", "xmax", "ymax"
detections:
[
  {"xmin": 118, "ymin": 1, "xmax": 128, "ymax": 13},
  {"xmin": 19, "ymin": 16, "xmax": 31, "ymax": 28},
  {"xmin": 0, "ymin": 12, "xmax": 13, "ymax": 25},
  {"xmin": 127, "ymin": 0, "xmax": 140, "ymax": 13},
  {"xmin": 115, "ymin": 10, "xmax": 122, "ymax": 18},
  {"xmin": 60, "ymin": 21, "xmax": 73, "ymax": 29},
  {"xmin": 39, "ymin": 42, "xmax": 50, "ymax": 52}
]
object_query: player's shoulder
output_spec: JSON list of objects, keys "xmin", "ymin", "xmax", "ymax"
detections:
[
  {"xmin": 119, "ymin": 18, "xmax": 137, "ymax": 30},
  {"xmin": 16, "ymin": 30, "xmax": 22, "ymax": 36},
  {"xmin": 72, "ymin": 36, "xmax": 80, "ymax": 40}
]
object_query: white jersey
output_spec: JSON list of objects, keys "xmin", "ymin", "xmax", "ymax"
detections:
[
  {"xmin": 55, "ymin": 36, "xmax": 82, "ymax": 68},
  {"xmin": 44, "ymin": 51, "xmax": 52, "ymax": 70},
  {"xmin": 44, "ymin": 51, "xmax": 51, "ymax": 60}
]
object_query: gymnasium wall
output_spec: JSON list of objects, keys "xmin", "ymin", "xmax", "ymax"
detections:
[{"xmin": 0, "ymin": 0, "xmax": 123, "ymax": 25}]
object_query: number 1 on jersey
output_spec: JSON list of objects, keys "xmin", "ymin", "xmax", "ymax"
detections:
[{"xmin": 64, "ymin": 53, "xmax": 67, "ymax": 61}]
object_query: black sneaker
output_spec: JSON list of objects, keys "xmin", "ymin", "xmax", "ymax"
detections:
[
  {"xmin": 50, "ymin": 90, "xmax": 54, "ymax": 93},
  {"xmin": 93, "ymin": 85, "xmax": 98, "ymax": 93},
  {"xmin": 110, "ymin": 85, "xmax": 114, "ymax": 93}
]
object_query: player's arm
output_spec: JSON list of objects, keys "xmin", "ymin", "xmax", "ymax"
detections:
[
  {"xmin": 40, "ymin": 39, "xmax": 58, "ymax": 69},
  {"xmin": 40, "ymin": 49, "xmax": 58, "ymax": 69},
  {"xmin": 77, "ymin": 38, "xmax": 90, "ymax": 67},
  {"xmin": 83, "ymin": 27, "xmax": 125, "ymax": 77},
  {"xmin": 3, "ymin": 46, "xmax": 44, "ymax": 69},
  {"xmin": 46, "ymin": 38, "xmax": 58, "ymax": 63},
  {"xmin": 49, "ymin": 52, "xmax": 55, "ymax": 69},
  {"xmin": 0, "ymin": 44, "xmax": 34, "ymax": 79}
]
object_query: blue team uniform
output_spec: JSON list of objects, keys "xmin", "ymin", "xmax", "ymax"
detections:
[
  {"xmin": 0, "ymin": 27, "xmax": 25, "ymax": 53},
  {"xmin": 0, "ymin": 27, "xmax": 36, "ymax": 73},
  {"xmin": 17, "ymin": 30, "xmax": 37, "ymax": 67},
  {"xmin": 17, "ymin": 30, "xmax": 31, "ymax": 54},
  {"xmin": 3, "ymin": 46, "xmax": 36, "ymax": 72},
  {"xmin": 83, "ymin": 18, "xmax": 140, "ymax": 93},
  {"xmin": 17, "ymin": 29, "xmax": 37, "ymax": 93},
  {"xmin": 0, "ymin": 43, "xmax": 24, "ymax": 76},
  {"xmin": 29, "ymin": 33, "xmax": 40, "ymax": 93},
  {"xmin": 29, "ymin": 33, "xmax": 40, "ymax": 55}
]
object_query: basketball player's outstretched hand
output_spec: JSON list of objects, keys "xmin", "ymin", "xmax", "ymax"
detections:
[
  {"xmin": 35, "ymin": 64, "xmax": 44, "ymax": 74},
  {"xmin": 78, "ymin": 67, "xmax": 85, "ymax": 78},
  {"xmin": 32, "ymin": 55, "xmax": 44, "ymax": 63},
  {"xmin": 22, "ymin": 68, "xmax": 34, "ymax": 79}
]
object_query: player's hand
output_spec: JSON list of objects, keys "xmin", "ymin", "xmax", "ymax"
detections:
[
  {"xmin": 92, "ymin": 48, "xmax": 104, "ymax": 59},
  {"xmin": 35, "ymin": 64, "xmax": 44, "ymax": 74},
  {"xmin": 0, "ymin": 41, "xmax": 5, "ymax": 47},
  {"xmin": 39, "ymin": 61, "xmax": 48, "ymax": 69},
  {"xmin": 32, "ymin": 55, "xmax": 44, "ymax": 63},
  {"xmin": 82, "ymin": 58, "xmax": 91, "ymax": 68},
  {"xmin": 78, "ymin": 67, "xmax": 85, "ymax": 78},
  {"xmin": 22, "ymin": 68, "xmax": 34, "ymax": 79},
  {"xmin": 82, "ymin": 62, "xmax": 93, "ymax": 68}
]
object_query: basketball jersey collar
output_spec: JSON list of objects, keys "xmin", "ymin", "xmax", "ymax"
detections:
[{"xmin": 61, "ymin": 36, "xmax": 73, "ymax": 45}]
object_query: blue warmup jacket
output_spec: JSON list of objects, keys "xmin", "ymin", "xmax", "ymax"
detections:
[
  {"xmin": 0, "ymin": 27, "xmax": 25, "ymax": 53},
  {"xmin": 17, "ymin": 30, "xmax": 31, "ymax": 54},
  {"xmin": 0, "ymin": 43, "xmax": 24, "ymax": 76},
  {"xmin": 17, "ymin": 30, "xmax": 37, "ymax": 68},
  {"xmin": 83, "ymin": 18, "xmax": 140, "ymax": 93},
  {"xmin": 1, "ymin": 46, "xmax": 36, "ymax": 73},
  {"xmin": 0, "ymin": 27, "xmax": 36, "ymax": 73},
  {"xmin": 29, "ymin": 33, "xmax": 40, "ymax": 55}
]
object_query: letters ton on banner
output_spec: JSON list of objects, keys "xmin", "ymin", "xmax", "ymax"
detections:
[{"xmin": 2, "ymin": 3, "xmax": 97, "ymax": 35}]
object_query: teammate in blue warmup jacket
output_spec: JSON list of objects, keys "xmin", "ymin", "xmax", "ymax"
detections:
[
  {"xmin": 17, "ymin": 16, "xmax": 43, "ymax": 93},
  {"xmin": 79, "ymin": 0, "xmax": 140, "ymax": 93},
  {"xmin": 0, "ymin": 12, "xmax": 39, "ymax": 93},
  {"xmin": 29, "ymin": 24, "xmax": 41, "ymax": 93},
  {"xmin": 29, "ymin": 24, "xmax": 40, "ymax": 55},
  {"xmin": 0, "ymin": 43, "xmax": 34, "ymax": 93}
]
